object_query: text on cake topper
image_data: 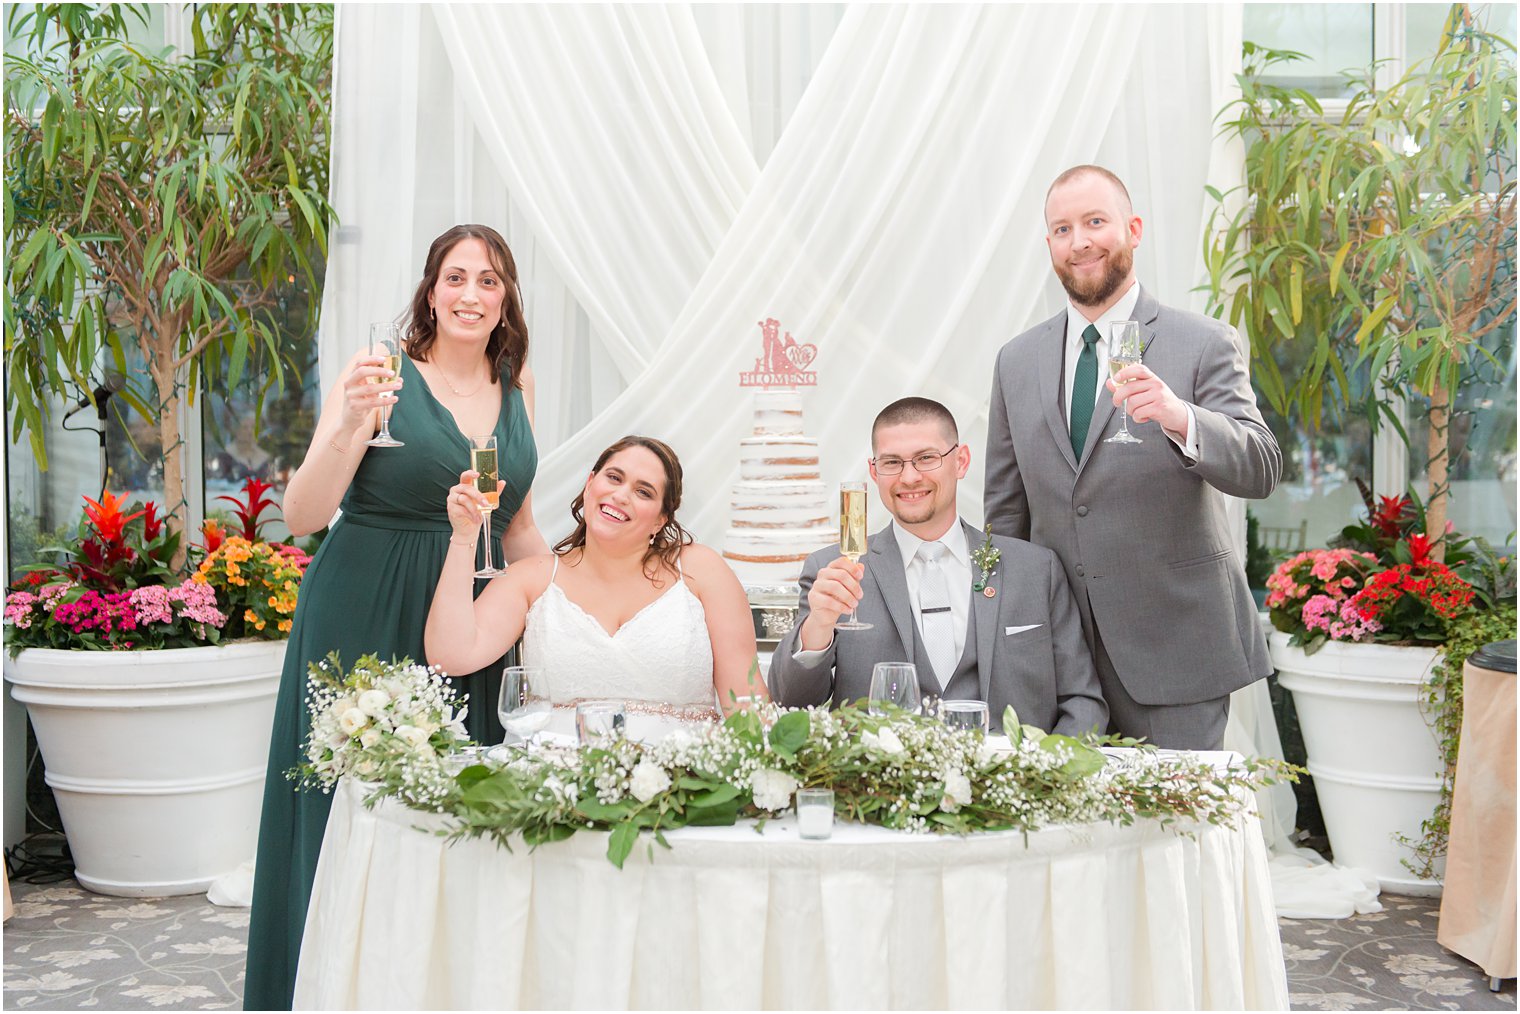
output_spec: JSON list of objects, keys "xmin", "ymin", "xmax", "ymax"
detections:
[{"xmin": 740, "ymin": 318, "xmax": 818, "ymax": 388}]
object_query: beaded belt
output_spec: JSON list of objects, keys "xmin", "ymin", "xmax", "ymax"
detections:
[{"xmin": 553, "ymin": 698, "xmax": 721, "ymax": 723}]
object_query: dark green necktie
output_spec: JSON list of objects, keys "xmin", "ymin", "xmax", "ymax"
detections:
[{"xmin": 1069, "ymin": 324, "xmax": 1101, "ymax": 459}]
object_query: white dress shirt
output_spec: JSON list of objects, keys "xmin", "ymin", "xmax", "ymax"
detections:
[
  {"xmin": 791, "ymin": 519, "xmax": 973, "ymax": 666},
  {"xmin": 1064, "ymin": 282, "xmax": 1197, "ymax": 458}
]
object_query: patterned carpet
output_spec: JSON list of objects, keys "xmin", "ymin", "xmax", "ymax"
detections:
[{"xmin": 3, "ymin": 877, "xmax": 1513, "ymax": 1010}]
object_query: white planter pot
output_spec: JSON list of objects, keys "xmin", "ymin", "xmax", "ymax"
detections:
[
  {"xmin": 1270, "ymin": 631, "xmax": 1444, "ymax": 896},
  {"xmin": 4, "ymin": 640, "xmax": 283, "ymax": 897}
]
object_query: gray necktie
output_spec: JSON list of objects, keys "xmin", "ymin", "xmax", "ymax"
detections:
[{"xmin": 916, "ymin": 541, "xmax": 957, "ymax": 691}]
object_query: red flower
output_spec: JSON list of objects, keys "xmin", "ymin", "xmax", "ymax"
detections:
[
  {"xmin": 217, "ymin": 477, "xmax": 279, "ymax": 541},
  {"xmin": 202, "ymin": 519, "xmax": 226, "ymax": 553},
  {"xmin": 82, "ymin": 491, "xmax": 145, "ymax": 546},
  {"xmin": 1371, "ymin": 495, "xmax": 1412, "ymax": 540},
  {"xmin": 1406, "ymin": 532, "xmax": 1433, "ymax": 568},
  {"xmin": 141, "ymin": 501, "xmax": 164, "ymax": 542}
]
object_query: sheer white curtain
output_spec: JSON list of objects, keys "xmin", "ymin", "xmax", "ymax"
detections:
[{"xmin": 323, "ymin": 3, "xmax": 1242, "ymax": 540}]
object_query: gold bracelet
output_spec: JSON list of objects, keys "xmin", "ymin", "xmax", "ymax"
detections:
[
  {"xmin": 328, "ymin": 438, "xmax": 349, "ymax": 454},
  {"xmin": 449, "ymin": 538, "xmax": 475, "ymax": 548}
]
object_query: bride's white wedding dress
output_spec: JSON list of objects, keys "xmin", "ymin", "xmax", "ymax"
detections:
[{"xmin": 523, "ymin": 555, "xmax": 719, "ymax": 738}]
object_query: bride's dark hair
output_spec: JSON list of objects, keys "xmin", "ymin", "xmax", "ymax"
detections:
[{"xmin": 553, "ymin": 436, "xmax": 694, "ymax": 585}]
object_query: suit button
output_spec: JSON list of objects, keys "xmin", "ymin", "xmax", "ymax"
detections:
[
  {"xmin": 1076, "ymin": 564, "xmax": 1085, "ymax": 577},
  {"xmin": 1076, "ymin": 505, "xmax": 1089, "ymax": 517}
]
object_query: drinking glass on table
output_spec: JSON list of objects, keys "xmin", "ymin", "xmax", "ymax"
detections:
[
  {"xmin": 1105, "ymin": 320, "xmax": 1144, "ymax": 445},
  {"xmin": 941, "ymin": 699, "xmax": 990, "ymax": 734},
  {"xmin": 868, "ymin": 662, "xmax": 920, "ymax": 716},
  {"xmin": 366, "ymin": 323, "xmax": 404, "ymax": 448},
  {"xmin": 469, "ymin": 433, "xmax": 503, "ymax": 578},
  {"xmin": 835, "ymin": 481, "xmax": 872, "ymax": 631},
  {"xmin": 498, "ymin": 665, "xmax": 551, "ymax": 745}
]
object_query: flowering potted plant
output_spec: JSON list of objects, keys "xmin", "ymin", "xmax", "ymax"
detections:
[
  {"xmin": 1265, "ymin": 486, "xmax": 1510, "ymax": 895},
  {"xmin": 2, "ymin": 478, "xmax": 310, "ymax": 897}
]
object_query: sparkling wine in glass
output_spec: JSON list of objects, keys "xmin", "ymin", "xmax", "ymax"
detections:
[
  {"xmin": 366, "ymin": 323, "xmax": 404, "ymax": 448},
  {"xmin": 868, "ymin": 662, "xmax": 920, "ymax": 716},
  {"xmin": 1105, "ymin": 320, "xmax": 1144, "ymax": 445},
  {"xmin": 835, "ymin": 481, "xmax": 872, "ymax": 631},
  {"xmin": 470, "ymin": 434, "xmax": 503, "ymax": 578},
  {"xmin": 498, "ymin": 665, "xmax": 551, "ymax": 745}
]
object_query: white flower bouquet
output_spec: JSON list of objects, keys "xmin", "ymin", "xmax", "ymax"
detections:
[{"xmin": 290, "ymin": 652, "xmax": 471, "ymax": 807}]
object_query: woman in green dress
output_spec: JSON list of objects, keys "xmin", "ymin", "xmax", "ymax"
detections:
[{"xmin": 243, "ymin": 225, "xmax": 547, "ymax": 1010}]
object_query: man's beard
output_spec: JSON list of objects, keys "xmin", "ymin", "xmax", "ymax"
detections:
[{"xmin": 1054, "ymin": 243, "xmax": 1133, "ymax": 308}]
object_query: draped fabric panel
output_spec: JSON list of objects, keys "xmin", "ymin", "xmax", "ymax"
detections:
[{"xmin": 321, "ymin": 4, "xmax": 1243, "ymax": 544}]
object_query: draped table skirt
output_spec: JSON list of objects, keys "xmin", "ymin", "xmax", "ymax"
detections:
[{"xmin": 294, "ymin": 772, "xmax": 1288, "ymax": 1010}]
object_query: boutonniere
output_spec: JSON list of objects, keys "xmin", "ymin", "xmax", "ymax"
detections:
[{"xmin": 971, "ymin": 528, "xmax": 1001, "ymax": 597}]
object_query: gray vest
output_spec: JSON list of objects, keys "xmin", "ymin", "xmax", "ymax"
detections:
[{"xmin": 912, "ymin": 591, "xmax": 981, "ymax": 701}]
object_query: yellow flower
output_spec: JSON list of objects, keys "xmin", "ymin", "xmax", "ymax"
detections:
[
  {"xmin": 278, "ymin": 619, "xmax": 292, "ymax": 633},
  {"xmin": 191, "ymin": 572, "xmax": 209, "ymax": 584}
]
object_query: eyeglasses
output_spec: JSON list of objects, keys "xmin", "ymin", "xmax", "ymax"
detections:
[{"xmin": 872, "ymin": 445, "xmax": 959, "ymax": 475}]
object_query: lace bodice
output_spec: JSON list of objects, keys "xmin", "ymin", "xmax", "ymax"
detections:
[{"xmin": 523, "ymin": 557, "xmax": 717, "ymax": 714}]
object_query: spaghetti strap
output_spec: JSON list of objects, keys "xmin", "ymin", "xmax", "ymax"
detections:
[{"xmin": 549, "ymin": 555, "xmax": 560, "ymax": 583}]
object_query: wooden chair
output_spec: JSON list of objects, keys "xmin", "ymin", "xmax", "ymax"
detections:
[{"xmin": 1258, "ymin": 519, "xmax": 1308, "ymax": 553}]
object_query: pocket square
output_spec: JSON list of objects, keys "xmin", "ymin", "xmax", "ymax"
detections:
[{"xmin": 1005, "ymin": 624, "xmax": 1043, "ymax": 635}]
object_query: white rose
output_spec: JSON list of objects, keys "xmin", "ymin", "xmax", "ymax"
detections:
[
  {"xmin": 749, "ymin": 767, "xmax": 800, "ymax": 812},
  {"xmin": 628, "ymin": 760, "xmax": 672, "ymax": 803},
  {"xmin": 941, "ymin": 770, "xmax": 972, "ymax": 811},
  {"xmin": 338, "ymin": 708, "xmax": 370, "ymax": 736},
  {"xmin": 862, "ymin": 727, "xmax": 904, "ymax": 755},
  {"xmin": 356, "ymin": 758, "xmax": 377, "ymax": 776},
  {"xmin": 326, "ymin": 731, "xmax": 348, "ymax": 750},
  {"xmin": 359, "ymin": 728, "xmax": 382, "ymax": 749},
  {"xmin": 356, "ymin": 689, "xmax": 391, "ymax": 717},
  {"xmin": 395, "ymin": 725, "xmax": 430, "ymax": 750}
]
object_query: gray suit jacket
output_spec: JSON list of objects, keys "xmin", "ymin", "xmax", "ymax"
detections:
[
  {"xmin": 767, "ymin": 520, "xmax": 1107, "ymax": 736},
  {"xmin": 983, "ymin": 286, "xmax": 1281, "ymax": 706}
]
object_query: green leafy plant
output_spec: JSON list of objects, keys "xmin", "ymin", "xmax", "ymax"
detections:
[
  {"xmin": 1205, "ymin": 9, "xmax": 1517, "ymax": 563},
  {"xmin": 4, "ymin": 3, "xmax": 335, "ymax": 566}
]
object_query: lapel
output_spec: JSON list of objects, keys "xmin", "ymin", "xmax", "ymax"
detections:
[
  {"xmin": 866, "ymin": 526, "xmax": 917, "ymax": 664},
  {"xmin": 1074, "ymin": 287, "xmax": 1162, "ymax": 479},
  {"xmin": 964, "ymin": 520, "xmax": 999, "ymax": 704},
  {"xmin": 1035, "ymin": 311, "xmax": 1077, "ymax": 474}
]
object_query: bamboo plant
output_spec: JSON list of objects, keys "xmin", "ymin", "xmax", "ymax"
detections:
[
  {"xmin": 1204, "ymin": 6, "xmax": 1516, "ymax": 562},
  {"xmin": 4, "ymin": 3, "xmax": 335, "ymax": 568}
]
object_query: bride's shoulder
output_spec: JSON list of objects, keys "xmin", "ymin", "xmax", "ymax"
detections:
[
  {"xmin": 677, "ymin": 544, "xmax": 741, "ymax": 590},
  {"xmin": 504, "ymin": 553, "xmax": 558, "ymax": 599}
]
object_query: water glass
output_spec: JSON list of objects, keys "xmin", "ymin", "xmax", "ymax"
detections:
[
  {"xmin": 498, "ymin": 665, "xmax": 551, "ymax": 745},
  {"xmin": 868, "ymin": 662, "xmax": 921, "ymax": 716},
  {"xmin": 575, "ymin": 700, "xmax": 626, "ymax": 745},
  {"xmin": 796, "ymin": 788, "xmax": 835, "ymax": 840},
  {"xmin": 941, "ymin": 699, "xmax": 990, "ymax": 734}
]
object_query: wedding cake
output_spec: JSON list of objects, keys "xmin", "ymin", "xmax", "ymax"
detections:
[{"xmin": 722, "ymin": 389, "xmax": 833, "ymax": 589}]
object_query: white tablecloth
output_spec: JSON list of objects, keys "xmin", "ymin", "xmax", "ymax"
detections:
[{"xmin": 294, "ymin": 770, "xmax": 1289, "ymax": 1010}]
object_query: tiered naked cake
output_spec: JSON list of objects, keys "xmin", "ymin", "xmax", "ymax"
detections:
[{"xmin": 721, "ymin": 390, "xmax": 832, "ymax": 589}]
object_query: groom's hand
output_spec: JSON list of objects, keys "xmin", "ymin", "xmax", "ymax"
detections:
[{"xmin": 799, "ymin": 556, "xmax": 864, "ymax": 650}]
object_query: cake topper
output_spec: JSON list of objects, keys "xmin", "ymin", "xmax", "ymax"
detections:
[{"xmin": 740, "ymin": 317, "xmax": 818, "ymax": 388}]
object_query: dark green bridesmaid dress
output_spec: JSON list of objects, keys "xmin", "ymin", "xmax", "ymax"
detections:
[{"xmin": 242, "ymin": 354, "xmax": 536, "ymax": 1010}]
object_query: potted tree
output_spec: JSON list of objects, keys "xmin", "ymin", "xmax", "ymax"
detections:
[
  {"xmin": 1204, "ymin": 12, "xmax": 1516, "ymax": 894},
  {"xmin": 2, "ymin": 3, "xmax": 333, "ymax": 896}
]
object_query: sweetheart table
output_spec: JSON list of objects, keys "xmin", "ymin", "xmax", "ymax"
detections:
[{"xmin": 291, "ymin": 754, "xmax": 1288, "ymax": 1010}]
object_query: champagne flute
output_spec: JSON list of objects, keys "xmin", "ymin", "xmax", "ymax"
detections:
[
  {"xmin": 868, "ymin": 662, "xmax": 920, "ymax": 716},
  {"xmin": 470, "ymin": 433, "xmax": 503, "ymax": 578},
  {"xmin": 498, "ymin": 665, "xmax": 551, "ymax": 745},
  {"xmin": 1105, "ymin": 320, "xmax": 1144, "ymax": 445},
  {"xmin": 835, "ymin": 481, "xmax": 872, "ymax": 631},
  {"xmin": 366, "ymin": 323, "xmax": 404, "ymax": 448}
]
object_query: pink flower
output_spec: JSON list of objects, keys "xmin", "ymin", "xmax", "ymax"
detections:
[
  {"xmin": 4, "ymin": 592, "xmax": 37, "ymax": 629},
  {"xmin": 130, "ymin": 585, "xmax": 175, "ymax": 626}
]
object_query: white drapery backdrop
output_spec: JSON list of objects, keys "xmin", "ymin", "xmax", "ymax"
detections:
[
  {"xmin": 321, "ymin": 3, "xmax": 1243, "ymax": 543},
  {"xmin": 314, "ymin": 3, "xmax": 1390, "ymax": 914}
]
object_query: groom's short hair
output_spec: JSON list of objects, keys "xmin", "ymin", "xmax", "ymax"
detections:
[{"xmin": 872, "ymin": 397, "xmax": 958, "ymax": 451}]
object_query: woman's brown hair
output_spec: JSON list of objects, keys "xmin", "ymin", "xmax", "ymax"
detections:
[
  {"xmin": 553, "ymin": 436, "xmax": 694, "ymax": 585},
  {"xmin": 404, "ymin": 224, "xmax": 529, "ymax": 388}
]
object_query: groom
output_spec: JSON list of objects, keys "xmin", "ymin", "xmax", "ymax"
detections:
[{"xmin": 767, "ymin": 397, "xmax": 1106, "ymax": 736}]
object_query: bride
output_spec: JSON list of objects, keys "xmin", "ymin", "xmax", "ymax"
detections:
[{"xmin": 425, "ymin": 435, "xmax": 766, "ymax": 727}]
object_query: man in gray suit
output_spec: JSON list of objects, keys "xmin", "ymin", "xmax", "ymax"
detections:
[
  {"xmin": 768, "ymin": 397, "xmax": 1107, "ymax": 737},
  {"xmin": 984, "ymin": 165, "xmax": 1282, "ymax": 750}
]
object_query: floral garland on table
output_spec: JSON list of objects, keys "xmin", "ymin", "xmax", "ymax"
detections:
[{"xmin": 293, "ymin": 656, "xmax": 1297, "ymax": 869}]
